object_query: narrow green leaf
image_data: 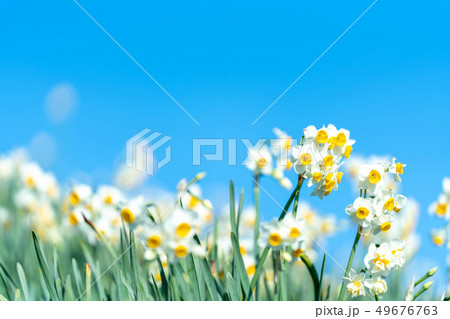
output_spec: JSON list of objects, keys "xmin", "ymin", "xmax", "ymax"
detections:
[
  {"xmin": 185, "ymin": 254, "xmax": 202, "ymax": 300},
  {"xmin": 16, "ymin": 263, "xmax": 30, "ymax": 301},
  {"xmin": 229, "ymin": 181, "xmax": 237, "ymax": 236},
  {"xmin": 278, "ymin": 259, "xmax": 288, "ymax": 301},
  {"xmin": 231, "ymin": 232, "xmax": 250, "ymax": 300},
  {"xmin": 120, "ymin": 270, "xmax": 135, "ymax": 300},
  {"xmin": 318, "ymin": 254, "xmax": 326, "ymax": 301},
  {"xmin": 246, "ymin": 246, "xmax": 270, "ymax": 300},
  {"xmin": 64, "ymin": 274, "xmax": 74, "ymax": 301},
  {"xmin": 72, "ymin": 258, "xmax": 83, "ymax": 297},
  {"xmin": 14, "ymin": 288, "xmax": 21, "ymax": 301},
  {"xmin": 300, "ymin": 254, "xmax": 320, "ymax": 301},
  {"xmin": 226, "ymin": 273, "xmax": 240, "ymax": 301},
  {"xmin": 199, "ymin": 258, "xmax": 219, "ymax": 301},
  {"xmin": 32, "ymin": 232, "xmax": 60, "ymax": 300},
  {"xmin": 171, "ymin": 262, "xmax": 191, "ymax": 300},
  {"xmin": 0, "ymin": 294, "xmax": 8, "ymax": 301}
]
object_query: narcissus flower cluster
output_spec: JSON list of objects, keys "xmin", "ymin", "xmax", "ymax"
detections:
[
  {"xmin": 429, "ymin": 177, "xmax": 450, "ymax": 248},
  {"xmin": 291, "ymin": 124, "xmax": 354, "ymax": 198}
]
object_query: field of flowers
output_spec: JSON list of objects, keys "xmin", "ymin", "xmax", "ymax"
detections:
[{"xmin": 0, "ymin": 124, "xmax": 447, "ymax": 301}]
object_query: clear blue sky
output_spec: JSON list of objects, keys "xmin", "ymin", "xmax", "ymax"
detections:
[{"xmin": 1, "ymin": 0, "xmax": 449, "ymax": 293}]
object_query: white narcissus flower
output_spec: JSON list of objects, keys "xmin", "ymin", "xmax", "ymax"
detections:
[
  {"xmin": 390, "ymin": 238, "xmax": 406, "ymax": 268},
  {"xmin": 430, "ymin": 228, "xmax": 446, "ymax": 247},
  {"xmin": 259, "ymin": 219, "xmax": 285, "ymax": 250},
  {"xmin": 364, "ymin": 277, "xmax": 387, "ymax": 298},
  {"xmin": 246, "ymin": 144, "xmax": 273, "ymax": 176},
  {"xmin": 388, "ymin": 157, "xmax": 406, "ymax": 182},
  {"xmin": 163, "ymin": 207, "xmax": 198, "ymax": 240},
  {"xmin": 165, "ymin": 236, "xmax": 205, "ymax": 261},
  {"xmin": 120, "ymin": 196, "xmax": 146, "ymax": 227},
  {"xmin": 344, "ymin": 269, "xmax": 366, "ymax": 298},
  {"xmin": 19, "ymin": 162, "xmax": 44, "ymax": 190},
  {"xmin": 358, "ymin": 163, "xmax": 385, "ymax": 193},
  {"xmin": 68, "ymin": 184, "xmax": 93, "ymax": 207},
  {"xmin": 345, "ymin": 197, "xmax": 376, "ymax": 228},
  {"xmin": 364, "ymin": 242, "xmax": 394, "ymax": 276},
  {"xmin": 370, "ymin": 211, "xmax": 394, "ymax": 235},
  {"xmin": 428, "ymin": 194, "xmax": 449, "ymax": 219}
]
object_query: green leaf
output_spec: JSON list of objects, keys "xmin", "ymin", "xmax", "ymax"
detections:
[
  {"xmin": 226, "ymin": 273, "xmax": 240, "ymax": 301},
  {"xmin": 156, "ymin": 256, "xmax": 169, "ymax": 300},
  {"xmin": 64, "ymin": 274, "xmax": 74, "ymax": 301},
  {"xmin": 16, "ymin": 263, "xmax": 30, "ymax": 301},
  {"xmin": 300, "ymin": 254, "xmax": 320, "ymax": 301},
  {"xmin": 229, "ymin": 181, "xmax": 237, "ymax": 236},
  {"xmin": 72, "ymin": 258, "xmax": 83, "ymax": 297},
  {"xmin": 171, "ymin": 262, "xmax": 191, "ymax": 300},
  {"xmin": 278, "ymin": 259, "xmax": 288, "ymax": 301},
  {"xmin": 318, "ymin": 254, "xmax": 326, "ymax": 301},
  {"xmin": 246, "ymin": 246, "xmax": 270, "ymax": 300},
  {"xmin": 185, "ymin": 254, "xmax": 202, "ymax": 300},
  {"xmin": 32, "ymin": 232, "xmax": 60, "ymax": 301},
  {"xmin": 231, "ymin": 232, "xmax": 250, "ymax": 300},
  {"xmin": 0, "ymin": 294, "xmax": 8, "ymax": 301},
  {"xmin": 14, "ymin": 289, "xmax": 21, "ymax": 301},
  {"xmin": 120, "ymin": 270, "xmax": 135, "ymax": 300},
  {"xmin": 199, "ymin": 258, "xmax": 219, "ymax": 301}
]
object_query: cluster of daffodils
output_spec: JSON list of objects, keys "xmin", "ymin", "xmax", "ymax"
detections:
[
  {"xmin": 291, "ymin": 124, "xmax": 354, "ymax": 198},
  {"xmin": 246, "ymin": 128, "xmax": 294, "ymax": 189},
  {"xmin": 344, "ymin": 157, "xmax": 408, "ymax": 299},
  {"xmin": 345, "ymin": 239, "xmax": 406, "ymax": 299},
  {"xmin": 0, "ymin": 149, "xmax": 62, "ymax": 242},
  {"xmin": 429, "ymin": 177, "xmax": 450, "ymax": 248},
  {"xmin": 345, "ymin": 157, "xmax": 407, "ymax": 236}
]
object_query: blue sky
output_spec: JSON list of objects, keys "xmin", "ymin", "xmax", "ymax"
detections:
[{"xmin": 1, "ymin": 0, "xmax": 450, "ymax": 293}]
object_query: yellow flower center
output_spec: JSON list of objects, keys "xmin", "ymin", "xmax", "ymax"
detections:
[
  {"xmin": 68, "ymin": 213, "xmax": 79, "ymax": 226},
  {"xmin": 436, "ymin": 203, "xmax": 447, "ymax": 216},
  {"xmin": 121, "ymin": 208, "xmax": 135, "ymax": 224},
  {"xmin": 147, "ymin": 235, "xmax": 162, "ymax": 248},
  {"xmin": 313, "ymin": 172, "xmax": 323, "ymax": 181},
  {"xmin": 292, "ymin": 248, "xmax": 304, "ymax": 258},
  {"xmin": 356, "ymin": 207, "xmax": 369, "ymax": 219},
  {"xmin": 188, "ymin": 196, "xmax": 200, "ymax": 209},
  {"xmin": 380, "ymin": 221, "xmax": 391, "ymax": 232},
  {"xmin": 25, "ymin": 176, "xmax": 35, "ymax": 189},
  {"xmin": 328, "ymin": 137, "xmax": 337, "ymax": 150},
  {"xmin": 299, "ymin": 153, "xmax": 312, "ymax": 165},
  {"xmin": 268, "ymin": 233, "xmax": 282, "ymax": 247},
  {"xmin": 176, "ymin": 222, "xmax": 191, "ymax": 238},
  {"xmin": 368, "ymin": 170, "xmax": 381, "ymax": 184},
  {"xmin": 432, "ymin": 236, "xmax": 444, "ymax": 246},
  {"xmin": 336, "ymin": 172, "xmax": 343, "ymax": 184},
  {"xmin": 289, "ymin": 227, "xmax": 301, "ymax": 238},
  {"xmin": 384, "ymin": 198, "xmax": 395, "ymax": 211},
  {"xmin": 336, "ymin": 132, "xmax": 347, "ymax": 147},
  {"xmin": 396, "ymin": 162, "xmax": 404, "ymax": 175},
  {"xmin": 324, "ymin": 173, "xmax": 333, "ymax": 183},
  {"xmin": 239, "ymin": 246, "xmax": 246, "ymax": 255},
  {"xmin": 286, "ymin": 160, "xmax": 293, "ymax": 170},
  {"xmin": 104, "ymin": 195, "xmax": 113, "ymax": 204},
  {"xmin": 373, "ymin": 253, "xmax": 390, "ymax": 268},
  {"xmin": 316, "ymin": 130, "xmax": 328, "ymax": 144},
  {"xmin": 284, "ymin": 138, "xmax": 292, "ymax": 150},
  {"xmin": 323, "ymin": 155, "xmax": 333, "ymax": 167},
  {"xmin": 174, "ymin": 245, "xmax": 188, "ymax": 258},
  {"xmin": 344, "ymin": 145, "xmax": 353, "ymax": 159},
  {"xmin": 325, "ymin": 180, "xmax": 335, "ymax": 191},
  {"xmin": 257, "ymin": 158, "xmax": 268, "ymax": 168},
  {"xmin": 69, "ymin": 192, "xmax": 80, "ymax": 206}
]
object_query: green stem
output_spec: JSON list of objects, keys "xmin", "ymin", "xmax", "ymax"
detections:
[
  {"xmin": 279, "ymin": 176, "xmax": 303, "ymax": 221},
  {"xmin": 253, "ymin": 174, "xmax": 260, "ymax": 300},
  {"xmin": 301, "ymin": 254, "xmax": 320, "ymax": 301},
  {"xmin": 338, "ymin": 226, "xmax": 362, "ymax": 301}
]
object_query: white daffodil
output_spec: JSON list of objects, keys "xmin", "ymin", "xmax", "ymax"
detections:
[
  {"xmin": 390, "ymin": 238, "xmax": 406, "ymax": 268},
  {"xmin": 280, "ymin": 215, "xmax": 306, "ymax": 246},
  {"xmin": 388, "ymin": 157, "xmax": 406, "ymax": 182},
  {"xmin": 67, "ymin": 184, "xmax": 93, "ymax": 207},
  {"xmin": 95, "ymin": 185, "xmax": 124, "ymax": 207},
  {"xmin": 358, "ymin": 163, "xmax": 385, "ymax": 193},
  {"xmin": 364, "ymin": 277, "xmax": 387, "ymax": 298},
  {"xmin": 344, "ymin": 269, "xmax": 366, "ymax": 298},
  {"xmin": 163, "ymin": 207, "xmax": 199, "ymax": 240},
  {"xmin": 364, "ymin": 242, "xmax": 395, "ymax": 276},
  {"xmin": 259, "ymin": 219, "xmax": 285, "ymax": 250},
  {"xmin": 345, "ymin": 197, "xmax": 376, "ymax": 228},
  {"xmin": 142, "ymin": 225, "xmax": 165, "ymax": 252},
  {"xmin": 0, "ymin": 207, "xmax": 11, "ymax": 229},
  {"xmin": 19, "ymin": 162, "xmax": 44, "ymax": 190},
  {"xmin": 429, "ymin": 194, "xmax": 449, "ymax": 219},
  {"xmin": 37, "ymin": 172, "xmax": 60, "ymax": 200},
  {"xmin": 292, "ymin": 140, "xmax": 321, "ymax": 175},
  {"xmin": 246, "ymin": 144, "xmax": 273, "ymax": 176},
  {"xmin": 165, "ymin": 237, "xmax": 205, "ymax": 261},
  {"xmin": 430, "ymin": 228, "xmax": 447, "ymax": 247},
  {"xmin": 371, "ymin": 211, "xmax": 394, "ymax": 235},
  {"xmin": 120, "ymin": 196, "xmax": 147, "ymax": 227},
  {"xmin": 67, "ymin": 206, "xmax": 91, "ymax": 227}
]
